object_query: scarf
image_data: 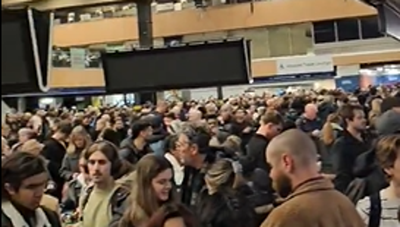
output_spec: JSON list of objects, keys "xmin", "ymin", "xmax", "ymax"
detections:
[{"xmin": 1, "ymin": 201, "xmax": 51, "ymax": 227}]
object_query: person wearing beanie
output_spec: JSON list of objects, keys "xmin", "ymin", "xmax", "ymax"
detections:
[
  {"xmin": 375, "ymin": 110, "xmax": 400, "ymax": 136},
  {"xmin": 380, "ymin": 97, "xmax": 400, "ymax": 113}
]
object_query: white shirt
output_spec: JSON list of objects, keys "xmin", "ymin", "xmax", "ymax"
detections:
[{"xmin": 164, "ymin": 153, "xmax": 185, "ymax": 186}]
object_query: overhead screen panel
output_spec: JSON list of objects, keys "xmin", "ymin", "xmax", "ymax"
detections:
[
  {"xmin": 1, "ymin": 8, "xmax": 50, "ymax": 95},
  {"xmin": 377, "ymin": 1, "xmax": 400, "ymax": 41},
  {"xmin": 101, "ymin": 39, "xmax": 252, "ymax": 94}
]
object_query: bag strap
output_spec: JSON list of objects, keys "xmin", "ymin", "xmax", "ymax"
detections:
[
  {"xmin": 79, "ymin": 186, "xmax": 94, "ymax": 221},
  {"xmin": 368, "ymin": 193, "xmax": 382, "ymax": 227}
]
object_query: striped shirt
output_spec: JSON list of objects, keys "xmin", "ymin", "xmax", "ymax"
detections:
[{"xmin": 356, "ymin": 190, "xmax": 400, "ymax": 227}]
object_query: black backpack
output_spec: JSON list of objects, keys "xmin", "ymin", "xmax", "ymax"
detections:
[{"xmin": 368, "ymin": 193, "xmax": 382, "ymax": 227}]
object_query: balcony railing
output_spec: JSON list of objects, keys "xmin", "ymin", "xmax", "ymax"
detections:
[{"xmin": 54, "ymin": 0, "xmax": 263, "ymax": 24}]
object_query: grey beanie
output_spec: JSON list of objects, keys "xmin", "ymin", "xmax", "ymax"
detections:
[{"xmin": 375, "ymin": 110, "xmax": 400, "ymax": 136}]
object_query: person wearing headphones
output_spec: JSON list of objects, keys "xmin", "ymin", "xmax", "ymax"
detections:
[{"xmin": 79, "ymin": 141, "xmax": 133, "ymax": 227}]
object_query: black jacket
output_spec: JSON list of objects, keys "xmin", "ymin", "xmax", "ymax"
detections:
[
  {"xmin": 180, "ymin": 154, "xmax": 216, "ymax": 207},
  {"xmin": 119, "ymin": 138, "xmax": 152, "ymax": 165},
  {"xmin": 1, "ymin": 205, "xmax": 61, "ymax": 227},
  {"xmin": 197, "ymin": 189, "xmax": 256, "ymax": 227},
  {"xmin": 41, "ymin": 138, "xmax": 67, "ymax": 199},
  {"xmin": 241, "ymin": 134, "xmax": 270, "ymax": 174},
  {"xmin": 331, "ymin": 130, "xmax": 371, "ymax": 193},
  {"xmin": 61, "ymin": 178, "xmax": 85, "ymax": 213}
]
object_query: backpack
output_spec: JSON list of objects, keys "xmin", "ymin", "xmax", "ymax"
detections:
[
  {"xmin": 368, "ymin": 193, "xmax": 382, "ymax": 227},
  {"xmin": 345, "ymin": 178, "xmax": 369, "ymax": 204}
]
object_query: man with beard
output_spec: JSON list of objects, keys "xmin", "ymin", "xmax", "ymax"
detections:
[
  {"xmin": 261, "ymin": 129, "xmax": 364, "ymax": 227},
  {"xmin": 176, "ymin": 124, "xmax": 213, "ymax": 207},
  {"xmin": 332, "ymin": 104, "xmax": 370, "ymax": 193},
  {"xmin": 241, "ymin": 110, "xmax": 283, "ymax": 174}
]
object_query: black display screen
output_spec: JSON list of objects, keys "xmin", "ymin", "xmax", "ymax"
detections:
[
  {"xmin": 1, "ymin": 9, "xmax": 50, "ymax": 95},
  {"xmin": 101, "ymin": 39, "xmax": 251, "ymax": 94}
]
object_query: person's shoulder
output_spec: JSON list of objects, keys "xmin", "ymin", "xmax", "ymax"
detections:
[
  {"xmin": 40, "ymin": 194, "xmax": 59, "ymax": 213},
  {"xmin": 260, "ymin": 202, "xmax": 302, "ymax": 227},
  {"xmin": 295, "ymin": 116, "xmax": 306, "ymax": 125},
  {"xmin": 332, "ymin": 135, "xmax": 346, "ymax": 147},
  {"xmin": 356, "ymin": 196, "xmax": 370, "ymax": 212},
  {"xmin": 41, "ymin": 206, "xmax": 62, "ymax": 227},
  {"xmin": 163, "ymin": 217, "xmax": 186, "ymax": 227},
  {"xmin": 355, "ymin": 195, "xmax": 370, "ymax": 223},
  {"xmin": 119, "ymin": 146, "xmax": 133, "ymax": 159}
]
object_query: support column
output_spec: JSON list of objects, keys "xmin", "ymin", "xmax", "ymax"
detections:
[
  {"xmin": 134, "ymin": 1, "xmax": 158, "ymax": 104},
  {"xmin": 17, "ymin": 97, "xmax": 26, "ymax": 112}
]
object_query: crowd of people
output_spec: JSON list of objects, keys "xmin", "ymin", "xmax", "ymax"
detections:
[{"xmin": 1, "ymin": 86, "xmax": 400, "ymax": 227}]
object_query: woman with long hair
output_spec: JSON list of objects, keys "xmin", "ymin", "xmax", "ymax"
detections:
[
  {"xmin": 319, "ymin": 113, "xmax": 343, "ymax": 174},
  {"xmin": 321, "ymin": 113, "xmax": 343, "ymax": 146},
  {"xmin": 368, "ymin": 98, "xmax": 382, "ymax": 129},
  {"xmin": 197, "ymin": 159, "xmax": 256, "ymax": 227},
  {"xmin": 117, "ymin": 154, "xmax": 194, "ymax": 227},
  {"xmin": 60, "ymin": 126, "xmax": 92, "ymax": 181}
]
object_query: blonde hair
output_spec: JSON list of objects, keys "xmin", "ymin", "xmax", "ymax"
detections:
[
  {"xmin": 376, "ymin": 135, "xmax": 400, "ymax": 170},
  {"xmin": 371, "ymin": 98, "xmax": 382, "ymax": 113},
  {"xmin": 66, "ymin": 126, "xmax": 91, "ymax": 154},
  {"xmin": 20, "ymin": 139, "xmax": 44, "ymax": 156},
  {"xmin": 222, "ymin": 135, "xmax": 241, "ymax": 150},
  {"xmin": 321, "ymin": 113, "xmax": 341, "ymax": 146},
  {"xmin": 369, "ymin": 98, "xmax": 383, "ymax": 127},
  {"xmin": 2, "ymin": 137, "xmax": 10, "ymax": 157},
  {"xmin": 205, "ymin": 159, "xmax": 235, "ymax": 193}
]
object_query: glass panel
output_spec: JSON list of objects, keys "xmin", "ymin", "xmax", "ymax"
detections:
[
  {"xmin": 360, "ymin": 16, "xmax": 383, "ymax": 39},
  {"xmin": 54, "ymin": 0, "xmax": 277, "ymax": 24},
  {"xmin": 268, "ymin": 26, "xmax": 291, "ymax": 57},
  {"xmin": 289, "ymin": 23, "xmax": 313, "ymax": 55},
  {"xmin": 86, "ymin": 50, "xmax": 101, "ymax": 68},
  {"xmin": 52, "ymin": 47, "xmax": 71, "ymax": 67},
  {"xmin": 336, "ymin": 18, "xmax": 360, "ymax": 41},
  {"xmin": 234, "ymin": 28, "xmax": 269, "ymax": 59},
  {"xmin": 312, "ymin": 21, "xmax": 336, "ymax": 43},
  {"xmin": 164, "ymin": 36, "xmax": 183, "ymax": 46}
]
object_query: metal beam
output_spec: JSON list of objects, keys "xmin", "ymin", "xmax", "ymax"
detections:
[{"xmin": 2, "ymin": 0, "xmax": 128, "ymax": 11}]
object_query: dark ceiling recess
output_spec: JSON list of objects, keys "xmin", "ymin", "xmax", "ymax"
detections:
[{"xmin": 1, "ymin": 8, "xmax": 51, "ymax": 96}]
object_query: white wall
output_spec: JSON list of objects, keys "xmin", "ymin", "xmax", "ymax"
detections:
[
  {"xmin": 172, "ymin": 79, "xmax": 336, "ymax": 100},
  {"xmin": 189, "ymin": 87, "xmax": 218, "ymax": 100},
  {"xmin": 223, "ymin": 79, "xmax": 335, "ymax": 97}
]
